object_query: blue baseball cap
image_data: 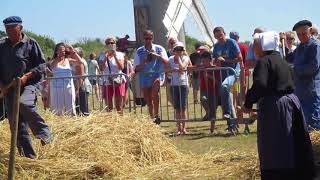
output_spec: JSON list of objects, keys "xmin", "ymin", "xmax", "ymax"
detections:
[
  {"xmin": 229, "ymin": 31, "xmax": 239, "ymax": 40},
  {"xmin": 3, "ymin": 16, "xmax": 22, "ymax": 26}
]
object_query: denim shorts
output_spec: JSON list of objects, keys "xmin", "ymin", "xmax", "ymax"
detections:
[{"xmin": 171, "ymin": 85, "xmax": 188, "ymax": 109}]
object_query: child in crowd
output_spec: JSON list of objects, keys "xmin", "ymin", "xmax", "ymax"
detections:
[
  {"xmin": 167, "ymin": 42, "xmax": 190, "ymax": 135},
  {"xmin": 199, "ymin": 51, "xmax": 220, "ymax": 133}
]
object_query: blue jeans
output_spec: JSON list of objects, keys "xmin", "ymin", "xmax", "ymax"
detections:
[
  {"xmin": 220, "ymin": 75, "xmax": 236, "ymax": 117},
  {"xmin": 295, "ymin": 89, "xmax": 320, "ymax": 129},
  {"xmin": 6, "ymin": 85, "xmax": 52, "ymax": 158}
]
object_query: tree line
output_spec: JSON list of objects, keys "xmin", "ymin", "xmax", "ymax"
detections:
[{"xmin": 0, "ymin": 30, "xmax": 204, "ymax": 60}]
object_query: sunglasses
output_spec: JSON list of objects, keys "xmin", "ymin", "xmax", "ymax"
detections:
[
  {"xmin": 287, "ymin": 37, "xmax": 295, "ymax": 40},
  {"xmin": 174, "ymin": 47, "xmax": 184, "ymax": 51},
  {"xmin": 106, "ymin": 41, "xmax": 115, "ymax": 45},
  {"xmin": 145, "ymin": 37, "xmax": 153, "ymax": 41}
]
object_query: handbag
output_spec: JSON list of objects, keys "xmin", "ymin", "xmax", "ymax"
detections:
[{"xmin": 106, "ymin": 58, "xmax": 122, "ymax": 85}]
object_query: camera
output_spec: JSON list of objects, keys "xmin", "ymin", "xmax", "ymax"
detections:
[{"xmin": 146, "ymin": 49, "xmax": 154, "ymax": 62}]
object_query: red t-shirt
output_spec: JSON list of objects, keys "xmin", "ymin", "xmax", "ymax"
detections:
[
  {"xmin": 199, "ymin": 69, "xmax": 221, "ymax": 94},
  {"xmin": 238, "ymin": 43, "xmax": 248, "ymax": 65},
  {"xmin": 238, "ymin": 43, "xmax": 249, "ymax": 76}
]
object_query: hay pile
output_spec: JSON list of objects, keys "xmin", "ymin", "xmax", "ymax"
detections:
[{"xmin": 0, "ymin": 112, "xmax": 318, "ymax": 179}]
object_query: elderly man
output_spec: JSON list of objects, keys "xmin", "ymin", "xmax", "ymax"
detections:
[
  {"xmin": 212, "ymin": 27, "xmax": 243, "ymax": 131},
  {"xmin": 291, "ymin": 20, "xmax": 320, "ymax": 130},
  {"xmin": 133, "ymin": 30, "xmax": 168, "ymax": 123},
  {"xmin": 0, "ymin": 16, "xmax": 52, "ymax": 159}
]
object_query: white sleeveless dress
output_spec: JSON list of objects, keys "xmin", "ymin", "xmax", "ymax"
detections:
[{"xmin": 50, "ymin": 59, "xmax": 76, "ymax": 115}]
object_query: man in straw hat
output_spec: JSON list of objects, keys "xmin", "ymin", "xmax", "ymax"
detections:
[{"xmin": 0, "ymin": 16, "xmax": 53, "ymax": 159}]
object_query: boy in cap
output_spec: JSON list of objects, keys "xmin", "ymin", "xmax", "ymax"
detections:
[
  {"xmin": 0, "ymin": 16, "xmax": 52, "ymax": 159},
  {"xmin": 199, "ymin": 51, "xmax": 220, "ymax": 132}
]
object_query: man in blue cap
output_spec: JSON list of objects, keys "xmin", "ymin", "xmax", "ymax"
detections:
[
  {"xmin": 290, "ymin": 20, "xmax": 320, "ymax": 130},
  {"xmin": 0, "ymin": 16, "xmax": 52, "ymax": 159}
]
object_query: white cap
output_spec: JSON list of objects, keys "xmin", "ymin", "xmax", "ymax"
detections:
[
  {"xmin": 254, "ymin": 31, "xmax": 280, "ymax": 52},
  {"xmin": 173, "ymin": 41, "xmax": 185, "ymax": 49}
]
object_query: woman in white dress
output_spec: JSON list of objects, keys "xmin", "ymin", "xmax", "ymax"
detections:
[{"xmin": 48, "ymin": 43, "xmax": 83, "ymax": 116}]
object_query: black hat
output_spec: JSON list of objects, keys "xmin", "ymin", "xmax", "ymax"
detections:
[
  {"xmin": 3, "ymin": 16, "xmax": 22, "ymax": 26},
  {"xmin": 292, "ymin": 20, "xmax": 312, "ymax": 31}
]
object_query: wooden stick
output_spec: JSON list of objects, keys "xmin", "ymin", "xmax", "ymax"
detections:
[
  {"xmin": 7, "ymin": 78, "xmax": 21, "ymax": 180},
  {"xmin": 282, "ymin": 38, "xmax": 286, "ymax": 61}
]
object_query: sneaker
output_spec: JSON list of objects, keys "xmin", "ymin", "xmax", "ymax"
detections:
[
  {"xmin": 182, "ymin": 128, "xmax": 187, "ymax": 135},
  {"xmin": 202, "ymin": 114, "xmax": 209, "ymax": 121},
  {"xmin": 18, "ymin": 146, "xmax": 37, "ymax": 159},
  {"xmin": 223, "ymin": 114, "xmax": 231, "ymax": 119},
  {"xmin": 40, "ymin": 135, "xmax": 53, "ymax": 146},
  {"xmin": 153, "ymin": 117, "xmax": 161, "ymax": 125},
  {"xmin": 176, "ymin": 131, "xmax": 181, "ymax": 136}
]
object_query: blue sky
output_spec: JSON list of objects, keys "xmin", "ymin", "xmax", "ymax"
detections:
[{"xmin": 1, "ymin": 0, "xmax": 319, "ymax": 43}]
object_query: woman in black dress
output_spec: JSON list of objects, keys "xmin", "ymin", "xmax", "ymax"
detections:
[{"xmin": 243, "ymin": 31, "xmax": 315, "ymax": 180}]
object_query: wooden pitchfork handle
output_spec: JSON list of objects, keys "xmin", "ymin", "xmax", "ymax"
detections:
[
  {"xmin": 1, "ymin": 78, "xmax": 21, "ymax": 180},
  {"xmin": 0, "ymin": 80, "xmax": 17, "ymax": 98}
]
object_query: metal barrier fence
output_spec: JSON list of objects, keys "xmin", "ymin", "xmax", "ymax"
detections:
[{"xmin": 44, "ymin": 67, "xmax": 256, "ymax": 131}]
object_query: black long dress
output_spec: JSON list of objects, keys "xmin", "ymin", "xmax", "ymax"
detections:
[{"xmin": 244, "ymin": 51, "xmax": 315, "ymax": 180}]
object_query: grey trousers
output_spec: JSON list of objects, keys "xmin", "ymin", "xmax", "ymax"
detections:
[{"xmin": 6, "ymin": 85, "xmax": 52, "ymax": 158}]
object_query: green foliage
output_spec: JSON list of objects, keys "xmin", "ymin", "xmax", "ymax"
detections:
[
  {"xmin": 0, "ymin": 30, "xmax": 6, "ymax": 38},
  {"xmin": 243, "ymin": 41, "xmax": 251, "ymax": 46},
  {"xmin": 73, "ymin": 38, "xmax": 105, "ymax": 59},
  {"xmin": 185, "ymin": 35, "xmax": 205, "ymax": 54},
  {"xmin": 24, "ymin": 31, "xmax": 55, "ymax": 59}
]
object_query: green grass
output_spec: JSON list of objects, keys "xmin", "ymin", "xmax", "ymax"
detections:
[{"xmin": 161, "ymin": 121, "xmax": 257, "ymax": 154}]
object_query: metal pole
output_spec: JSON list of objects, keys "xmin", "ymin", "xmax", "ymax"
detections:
[{"xmin": 8, "ymin": 78, "xmax": 21, "ymax": 180}]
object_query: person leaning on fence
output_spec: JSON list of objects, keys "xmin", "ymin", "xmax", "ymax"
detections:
[
  {"xmin": 229, "ymin": 31, "xmax": 248, "ymax": 121},
  {"xmin": 47, "ymin": 43, "xmax": 83, "ymax": 116},
  {"xmin": 243, "ymin": 31, "xmax": 315, "ymax": 180},
  {"xmin": 287, "ymin": 20, "xmax": 320, "ymax": 130},
  {"xmin": 133, "ymin": 30, "xmax": 169, "ymax": 122},
  {"xmin": 166, "ymin": 42, "xmax": 191, "ymax": 135},
  {"xmin": 0, "ymin": 16, "xmax": 53, "ymax": 159},
  {"xmin": 122, "ymin": 53, "xmax": 134, "ymax": 108},
  {"xmin": 212, "ymin": 26, "xmax": 243, "ymax": 131},
  {"xmin": 88, "ymin": 52, "xmax": 101, "ymax": 100},
  {"xmin": 198, "ymin": 51, "xmax": 220, "ymax": 133},
  {"xmin": 75, "ymin": 47, "xmax": 91, "ymax": 116},
  {"xmin": 101, "ymin": 37, "xmax": 126, "ymax": 113},
  {"xmin": 164, "ymin": 37, "xmax": 178, "ymax": 105},
  {"xmin": 189, "ymin": 43, "xmax": 203, "ymax": 104}
]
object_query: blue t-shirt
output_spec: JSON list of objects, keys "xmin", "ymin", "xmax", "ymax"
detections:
[
  {"xmin": 134, "ymin": 44, "xmax": 168, "ymax": 88},
  {"xmin": 213, "ymin": 39, "xmax": 241, "ymax": 77}
]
